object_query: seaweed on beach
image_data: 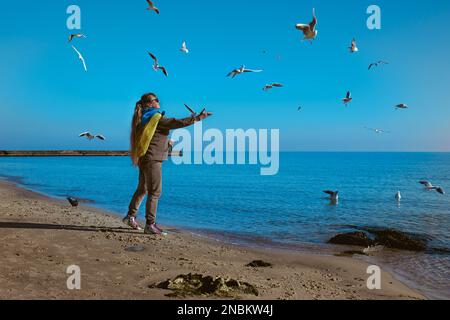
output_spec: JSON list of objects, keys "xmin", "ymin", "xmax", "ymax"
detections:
[{"xmin": 149, "ymin": 273, "xmax": 259, "ymax": 298}]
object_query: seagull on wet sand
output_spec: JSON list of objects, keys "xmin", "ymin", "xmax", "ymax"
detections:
[
  {"xmin": 349, "ymin": 38, "xmax": 358, "ymax": 53},
  {"xmin": 148, "ymin": 52, "xmax": 168, "ymax": 76},
  {"xmin": 295, "ymin": 8, "xmax": 318, "ymax": 42},
  {"xmin": 342, "ymin": 91, "xmax": 352, "ymax": 105},
  {"xmin": 68, "ymin": 33, "xmax": 87, "ymax": 42},
  {"xmin": 263, "ymin": 83, "xmax": 283, "ymax": 91},
  {"xmin": 71, "ymin": 45, "xmax": 87, "ymax": 72},
  {"xmin": 180, "ymin": 41, "xmax": 189, "ymax": 53},
  {"xmin": 146, "ymin": 0, "xmax": 160, "ymax": 14},
  {"xmin": 419, "ymin": 181, "xmax": 445, "ymax": 194},
  {"xmin": 226, "ymin": 65, "xmax": 263, "ymax": 78},
  {"xmin": 323, "ymin": 190, "xmax": 339, "ymax": 202},
  {"xmin": 395, "ymin": 103, "xmax": 408, "ymax": 110},
  {"xmin": 67, "ymin": 197, "xmax": 79, "ymax": 207},
  {"xmin": 368, "ymin": 61, "xmax": 389, "ymax": 70},
  {"xmin": 79, "ymin": 132, "xmax": 106, "ymax": 141}
]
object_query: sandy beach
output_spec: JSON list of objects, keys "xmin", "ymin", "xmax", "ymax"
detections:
[{"xmin": 0, "ymin": 180, "xmax": 425, "ymax": 300}]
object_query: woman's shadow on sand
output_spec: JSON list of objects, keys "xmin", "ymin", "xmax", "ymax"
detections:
[{"xmin": 0, "ymin": 221, "xmax": 139, "ymax": 235}]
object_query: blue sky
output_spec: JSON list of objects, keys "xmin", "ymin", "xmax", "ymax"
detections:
[{"xmin": 1, "ymin": 0, "xmax": 449, "ymax": 151}]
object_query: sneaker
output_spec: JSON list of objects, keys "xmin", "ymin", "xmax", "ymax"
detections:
[
  {"xmin": 122, "ymin": 215, "xmax": 142, "ymax": 231},
  {"xmin": 144, "ymin": 224, "xmax": 168, "ymax": 236}
]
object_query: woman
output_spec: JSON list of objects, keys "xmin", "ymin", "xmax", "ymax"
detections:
[{"xmin": 123, "ymin": 93, "xmax": 212, "ymax": 235}]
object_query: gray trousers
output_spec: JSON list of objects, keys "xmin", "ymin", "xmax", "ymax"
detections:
[{"xmin": 128, "ymin": 159, "xmax": 162, "ymax": 225}]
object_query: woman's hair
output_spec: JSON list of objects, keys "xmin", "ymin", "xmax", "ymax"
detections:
[{"xmin": 130, "ymin": 93, "xmax": 157, "ymax": 166}]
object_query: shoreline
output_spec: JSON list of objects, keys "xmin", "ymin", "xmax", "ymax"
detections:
[{"xmin": 0, "ymin": 179, "xmax": 426, "ymax": 300}]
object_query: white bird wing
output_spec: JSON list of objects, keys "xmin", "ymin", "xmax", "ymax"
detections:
[
  {"xmin": 309, "ymin": 8, "xmax": 317, "ymax": 30},
  {"xmin": 243, "ymin": 68, "xmax": 262, "ymax": 73},
  {"xmin": 79, "ymin": 132, "xmax": 90, "ymax": 137},
  {"xmin": 72, "ymin": 45, "xmax": 87, "ymax": 71},
  {"xmin": 295, "ymin": 24, "xmax": 310, "ymax": 31}
]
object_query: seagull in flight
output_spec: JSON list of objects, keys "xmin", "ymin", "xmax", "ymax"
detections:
[
  {"xmin": 226, "ymin": 65, "xmax": 263, "ymax": 78},
  {"xmin": 365, "ymin": 127, "xmax": 390, "ymax": 134},
  {"xmin": 68, "ymin": 33, "xmax": 87, "ymax": 42},
  {"xmin": 79, "ymin": 132, "xmax": 106, "ymax": 141},
  {"xmin": 419, "ymin": 181, "xmax": 445, "ymax": 194},
  {"xmin": 368, "ymin": 61, "xmax": 389, "ymax": 70},
  {"xmin": 323, "ymin": 190, "xmax": 339, "ymax": 202},
  {"xmin": 395, "ymin": 103, "xmax": 408, "ymax": 110},
  {"xmin": 342, "ymin": 91, "xmax": 352, "ymax": 106},
  {"xmin": 148, "ymin": 52, "xmax": 168, "ymax": 76},
  {"xmin": 295, "ymin": 8, "xmax": 318, "ymax": 42},
  {"xmin": 180, "ymin": 41, "xmax": 189, "ymax": 54},
  {"xmin": 349, "ymin": 38, "xmax": 358, "ymax": 53},
  {"xmin": 146, "ymin": 0, "xmax": 160, "ymax": 14},
  {"xmin": 71, "ymin": 45, "xmax": 87, "ymax": 72},
  {"xmin": 263, "ymin": 83, "xmax": 283, "ymax": 91},
  {"xmin": 297, "ymin": 106, "xmax": 302, "ymax": 111}
]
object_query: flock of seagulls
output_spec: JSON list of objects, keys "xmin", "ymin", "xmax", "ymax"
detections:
[{"xmin": 322, "ymin": 181, "xmax": 445, "ymax": 207}]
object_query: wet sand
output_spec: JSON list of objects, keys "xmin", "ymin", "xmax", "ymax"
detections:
[{"xmin": 0, "ymin": 180, "xmax": 425, "ymax": 300}]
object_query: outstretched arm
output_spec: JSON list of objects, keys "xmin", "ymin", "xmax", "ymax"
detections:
[{"xmin": 158, "ymin": 111, "xmax": 212, "ymax": 130}]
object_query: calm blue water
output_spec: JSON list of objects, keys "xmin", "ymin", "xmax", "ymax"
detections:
[{"xmin": 0, "ymin": 152, "xmax": 449, "ymax": 298}]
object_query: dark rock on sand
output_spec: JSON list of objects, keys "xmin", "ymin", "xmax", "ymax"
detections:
[
  {"xmin": 246, "ymin": 260, "xmax": 273, "ymax": 268},
  {"xmin": 356, "ymin": 227, "xmax": 428, "ymax": 252},
  {"xmin": 150, "ymin": 273, "xmax": 259, "ymax": 298},
  {"xmin": 328, "ymin": 232, "xmax": 375, "ymax": 247},
  {"xmin": 124, "ymin": 245, "xmax": 146, "ymax": 253}
]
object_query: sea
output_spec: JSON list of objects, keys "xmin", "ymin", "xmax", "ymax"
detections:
[{"xmin": 0, "ymin": 152, "xmax": 449, "ymax": 299}]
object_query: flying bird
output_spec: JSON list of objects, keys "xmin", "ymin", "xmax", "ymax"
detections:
[
  {"xmin": 226, "ymin": 65, "xmax": 263, "ymax": 78},
  {"xmin": 148, "ymin": 52, "xmax": 168, "ymax": 76},
  {"xmin": 146, "ymin": 0, "xmax": 160, "ymax": 14},
  {"xmin": 67, "ymin": 197, "xmax": 79, "ymax": 207},
  {"xmin": 342, "ymin": 91, "xmax": 352, "ymax": 106},
  {"xmin": 419, "ymin": 181, "xmax": 445, "ymax": 194},
  {"xmin": 79, "ymin": 132, "xmax": 105, "ymax": 141},
  {"xmin": 297, "ymin": 106, "xmax": 302, "ymax": 111},
  {"xmin": 349, "ymin": 38, "xmax": 358, "ymax": 53},
  {"xmin": 263, "ymin": 83, "xmax": 283, "ymax": 91},
  {"xmin": 368, "ymin": 61, "xmax": 389, "ymax": 70},
  {"xmin": 365, "ymin": 127, "xmax": 390, "ymax": 134},
  {"xmin": 180, "ymin": 41, "xmax": 189, "ymax": 54},
  {"xmin": 184, "ymin": 103, "xmax": 199, "ymax": 115},
  {"xmin": 71, "ymin": 45, "xmax": 87, "ymax": 72},
  {"xmin": 68, "ymin": 33, "xmax": 87, "ymax": 42},
  {"xmin": 295, "ymin": 8, "xmax": 318, "ymax": 42},
  {"xmin": 395, "ymin": 103, "xmax": 408, "ymax": 110},
  {"xmin": 323, "ymin": 190, "xmax": 339, "ymax": 202}
]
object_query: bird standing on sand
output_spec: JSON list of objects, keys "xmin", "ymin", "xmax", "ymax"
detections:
[
  {"xmin": 349, "ymin": 38, "xmax": 358, "ymax": 53},
  {"xmin": 79, "ymin": 132, "xmax": 106, "ymax": 141},
  {"xmin": 368, "ymin": 61, "xmax": 389, "ymax": 70},
  {"xmin": 68, "ymin": 33, "xmax": 87, "ymax": 42},
  {"xmin": 180, "ymin": 41, "xmax": 189, "ymax": 54},
  {"xmin": 419, "ymin": 181, "xmax": 445, "ymax": 194},
  {"xmin": 146, "ymin": 0, "xmax": 160, "ymax": 14},
  {"xmin": 295, "ymin": 8, "xmax": 318, "ymax": 42},
  {"xmin": 342, "ymin": 91, "xmax": 352, "ymax": 106},
  {"xmin": 395, "ymin": 103, "xmax": 408, "ymax": 110},
  {"xmin": 226, "ymin": 65, "xmax": 263, "ymax": 78},
  {"xmin": 71, "ymin": 45, "xmax": 87, "ymax": 72},
  {"xmin": 67, "ymin": 197, "xmax": 79, "ymax": 207},
  {"xmin": 323, "ymin": 190, "xmax": 339, "ymax": 202},
  {"xmin": 263, "ymin": 83, "xmax": 283, "ymax": 91},
  {"xmin": 148, "ymin": 52, "xmax": 168, "ymax": 76}
]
